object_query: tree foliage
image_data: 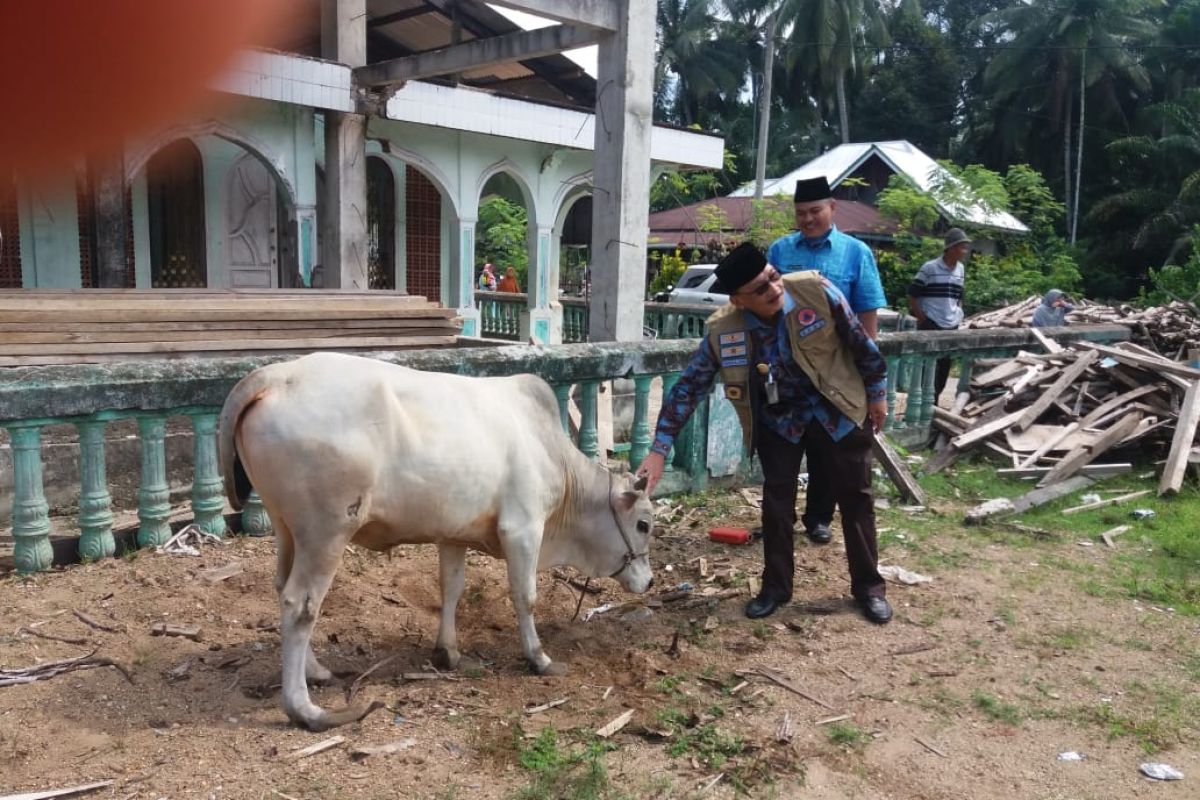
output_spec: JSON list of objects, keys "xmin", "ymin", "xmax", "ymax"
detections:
[{"xmin": 477, "ymin": 197, "xmax": 529, "ymax": 289}]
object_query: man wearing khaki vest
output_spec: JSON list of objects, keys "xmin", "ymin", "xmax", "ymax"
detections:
[{"xmin": 637, "ymin": 243, "xmax": 892, "ymax": 623}]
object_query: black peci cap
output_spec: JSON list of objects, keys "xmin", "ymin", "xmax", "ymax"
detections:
[
  {"xmin": 794, "ymin": 176, "xmax": 832, "ymax": 203},
  {"xmin": 715, "ymin": 242, "xmax": 768, "ymax": 294}
]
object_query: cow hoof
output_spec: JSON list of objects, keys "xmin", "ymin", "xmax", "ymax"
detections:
[
  {"xmin": 533, "ymin": 660, "xmax": 568, "ymax": 677},
  {"xmin": 432, "ymin": 647, "xmax": 460, "ymax": 671}
]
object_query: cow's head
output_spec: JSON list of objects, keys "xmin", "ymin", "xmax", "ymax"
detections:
[{"xmin": 603, "ymin": 472, "xmax": 655, "ymax": 593}]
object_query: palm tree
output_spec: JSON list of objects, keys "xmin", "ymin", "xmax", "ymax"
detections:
[
  {"xmin": 654, "ymin": 0, "xmax": 746, "ymax": 127},
  {"xmin": 977, "ymin": 0, "xmax": 1157, "ymax": 242},
  {"xmin": 1093, "ymin": 89, "xmax": 1200, "ymax": 264},
  {"xmin": 779, "ymin": 0, "xmax": 889, "ymax": 144}
]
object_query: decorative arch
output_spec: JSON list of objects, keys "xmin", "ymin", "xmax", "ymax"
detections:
[
  {"xmin": 475, "ymin": 157, "xmax": 537, "ymax": 226},
  {"xmin": 371, "ymin": 143, "xmax": 460, "ymax": 220},
  {"xmin": 146, "ymin": 138, "xmax": 207, "ymax": 287},
  {"xmin": 126, "ymin": 120, "xmax": 297, "ymax": 209}
]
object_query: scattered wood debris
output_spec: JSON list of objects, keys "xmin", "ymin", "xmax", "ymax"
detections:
[
  {"xmin": 198, "ymin": 561, "xmax": 243, "ymax": 584},
  {"xmin": 737, "ymin": 666, "xmax": 835, "ymax": 711},
  {"xmin": 349, "ymin": 737, "xmax": 417, "ymax": 761},
  {"xmin": 0, "ymin": 651, "xmax": 133, "ymax": 688},
  {"xmin": 283, "ymin": 735, "xmax": 345, "ymax": 761},
  {"xmin": 935, "ymin": 338, "xmax": 1200, "ymax": 515},
  {"xmin": 775, "ymin": 711, "xmax": 794, "ymax": 743},
  {"xmin": 596, "ymin": 708, "xmax": 634, "ymax": 738},
  {"xmin": 16, "ymin": 627, "xmax": 89, "ymax": 646},
  {"xmin": 914, "ymin": 735, "xmax": 948, "ymax": 758},
  {"xmin": 150, "ymin": 623, "xmax": 202, "ymax": 642},
  {"xmin": 71, "ymin": 609, "xmax": 122, "ymax": 633},
  {"xmin": 0, "ymin": 780, "xmax": 115, "ymax": 800},
  {"xmin": 523, "ymin": 697, "xmax": 568, "ymax": 715}
]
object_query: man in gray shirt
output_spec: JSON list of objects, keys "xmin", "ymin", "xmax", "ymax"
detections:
[{"xmin": 907, "ymin": 228, "xmax": 970, "ymax": 405}]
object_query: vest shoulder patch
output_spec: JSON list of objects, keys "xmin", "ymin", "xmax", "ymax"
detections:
[
  {"xmin": 795, "ymin": 307, "xmax": 818, "ymax": 326},
  {"xmin": 718, "ymin": 331, "xmax": 746, "ymax": 345}
]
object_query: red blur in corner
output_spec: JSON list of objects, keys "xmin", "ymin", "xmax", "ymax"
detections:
[{"xmin": 1, "ymin": 0, "xmax": 293, "ymax": 177}]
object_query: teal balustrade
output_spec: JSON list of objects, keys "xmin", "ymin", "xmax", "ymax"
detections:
[
  {"xmin": 76, "ymin": 420, "xmax": 115, "ymax": 561},
  {"xmin": 477, "ymin": 291, "xmax": 525, "ymax": 340},
  {"xmin": 0, "ymin": 324, "xmax": 1132, "ymax": 572},
  {"xmin": 561, "ymin": 298, "xmax": 587, "ymax": 343},
  {"xmin": 8, "ymin": 425, "xmax": 53, "ymax": 573},
  {"xmin": 190, "ymin": 413, "xmax": 227, "ymax": 537}
]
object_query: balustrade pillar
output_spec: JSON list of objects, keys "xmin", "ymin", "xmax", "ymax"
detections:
[
  {"xmin": 957, "ymin": 355, "xmax": 975, "ymax": 394},
  {"xmin": 920, "ymin": 354, "xmax": 938, "ymax": 426},
  {"xmin": 136, "ymin": 415, "xmax": 172, "ymax": 548},
  {"xmin": 552, "ymin": 384, "xmax": 571, "ymax": 436},
  {"xmin": 190, "ymin": 413, "xmax": 227, "ymax": 537},
  {"xmin": 629, "ymin": 375, "xmax": 653, "ymax": 469},
  {"xmin": 578, "ymin": 381, "xmax": 600, "ymax": 460},
  {"xmin": 8, "ymin": 425, "xmax": 52, "ymax": 573},
  {"xmin": 76, "ymin": 420, "xmax": 115, "ymax": 561},
  {"xmin": 884, "ymin": 357, "xmax": 899, "ymax": 431},
  {"xmin": 242, "ymin": 490, "xmax": 273, "ymax": 537},
  {"xmin": 904, "ymin": 358, "xmax": 925, "ymax": 428},
  {"xmin": 661, "ymin": 372, "xmax": 681, "ymax": 470}
]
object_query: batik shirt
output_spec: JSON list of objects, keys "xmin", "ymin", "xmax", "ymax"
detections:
[
  {"xmin": 650, "ymin": 284, "xmax": 887, "ymax": 457},
  {"xmin": 767, "ymin": 226, "xmax": 887, "ymax": 314}
]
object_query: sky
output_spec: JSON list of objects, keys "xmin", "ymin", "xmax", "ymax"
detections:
[{"xmin": 487, "ymin": 4, "xmax": 599, "ymax": 78}]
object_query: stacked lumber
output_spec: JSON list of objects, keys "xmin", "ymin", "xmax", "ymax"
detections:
[
  {"xmin": 929, "ymin": 339, "xmax": 1200, "ymax": 497},
  {"xmin": 964, "ymin": 296, "xmax": 1200, "ymax": 357},
  {"xmin": 0, "ymin": 290, "xmax": 462, "ymax": 367}
]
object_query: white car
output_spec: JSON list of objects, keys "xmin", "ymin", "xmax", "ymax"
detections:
[{"xmin": 666, "ymin": 264, "xmax": 728, "ymax": 305}]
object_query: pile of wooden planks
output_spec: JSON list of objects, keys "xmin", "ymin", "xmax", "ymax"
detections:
[
  {"xmin": 964, "ymin": 296, "xmax": 1200, "ymax": 358},
  {"xmin": 0, "ymin": 290, "xmax": 462, "ymax": 367},
  {"xmin": 928, "ymin": 337, "xmax": 1200, "ymax": 497}
]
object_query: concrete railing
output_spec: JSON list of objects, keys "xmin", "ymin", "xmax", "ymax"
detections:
[{"xmin": 0, "ymin": 325, "xmax": 1130, "ymax": 572}]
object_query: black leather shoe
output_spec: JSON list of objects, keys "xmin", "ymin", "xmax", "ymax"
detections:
[
  {"xmin": 858, "ymin": 596, "xmax": 893, "ymax": 625},
  {"xmin": 806, "ymin": 524, "xmax": 833, "ymax": 544},
  {"xmin": 744, "ymin": 594, "xmax": 789, "ymax": 619}
]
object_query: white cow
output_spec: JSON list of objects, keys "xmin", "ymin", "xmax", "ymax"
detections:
[{"xmin": 218, "ymin": 352, "xmax": 655, "ymax": 731}]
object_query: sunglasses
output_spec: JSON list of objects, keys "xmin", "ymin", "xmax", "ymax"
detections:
[{"xmin": 739, "ymin": 268, "xmax": 781, "ymax": 297}]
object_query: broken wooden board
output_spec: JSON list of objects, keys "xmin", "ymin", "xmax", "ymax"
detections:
[
  {"xmin": 1012, "ymin": 349, "xmax": 1099, "ymax": 432},
  {"xmin": 1004, "ymin": 424, "xmax": 1097, "ymax": 454},
  {"xmin": 1038, "ymin": 413, "xmax": 1143, "ymax": 487},
  {"xmin": 1159, "ymin": 379, "xmax": 1200, "ymax": 496},
  {"xmin": 998, "ymin": 463, "xmax": 1131, "ymax": 480},
  {"xmin": 1062, "ymin": 489, "xmax": 1152, "ymax": 515},
  {"xmin": 872, "ymin": 434, "xmax": 925, "ymax": 505}
]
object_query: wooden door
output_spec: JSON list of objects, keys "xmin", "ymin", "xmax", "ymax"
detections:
[{"xmin": 225, "ymin": 153, "xmax": 277, "ymax": 289}]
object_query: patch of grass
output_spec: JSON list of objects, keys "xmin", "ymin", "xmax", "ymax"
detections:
[
  {"xmin": 513, "ymin": 728, "xmax": 629, "ymax": 800},
  {"xmin": 972, "ymin": 690, "xmax": 1022, "ymax": 725},
  {"xmin": 653, "ymin": 674, "xmax": 685, "ymax": 699},
  {"xmin": 1044, "ymin": 625, "xmax": 1097, "ymax": 651},
  {"xmin": 826, "ymin": 722, "xmax": 868, "ymax": 748},
  {"xmin": 750, "ymin": 620, "xmax": 774, "ymax": 641},
  {"xmin": 1181, "ymin": 651, "xmax": 1200, "ymax": 682},
  {"xmin": 665, "ymin": 723, "xmax": 744, "ymax": 769},
  {"xmin": 993, "ymin": 603, "xmax": 1018, "ymax": 627},
  {"xmin": 462, "ymin": 665, "xmax": 486, "ymax": 679}
]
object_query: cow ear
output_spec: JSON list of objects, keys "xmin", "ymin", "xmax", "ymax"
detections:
[
  {"xmin": 633, "ymin": 474, "xmax": 648, "ymax": 493},
  {"xmin": 616, "ymin": 490, "xmax": 640, "ymax": 511}
]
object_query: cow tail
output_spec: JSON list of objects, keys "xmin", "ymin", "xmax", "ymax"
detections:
[{"xmin": 218, "ymin": 372, "xmax": 271, "ymax": 512}]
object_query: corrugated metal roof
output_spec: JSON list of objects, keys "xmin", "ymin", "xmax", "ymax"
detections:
[{"xmin": 730, "ymin": 140, "xmax": 1029, "ymax": 234}]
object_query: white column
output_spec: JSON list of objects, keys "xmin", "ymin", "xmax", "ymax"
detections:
[
  {"xmin": 587, "ymin": 0, "xmax": 653, "ymax": 342},
  {"xmin": 522, "ymin": 224, "xmax": 561, "ymax": 344},
  {"xmin": 450, "ymin": 216, "xmax": 480, "ymax": 337},
  {"xmin": 321, "ymin": 0, "xmax": 368, "ymax": 290}
]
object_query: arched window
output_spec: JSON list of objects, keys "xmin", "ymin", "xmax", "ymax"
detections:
[
  {"xmin": 146, "ymin": 139, "xmax": 206, "ymax": 287},
  {"xmin": 367, "ymin": 157, "xmax": 396, "ymax": 290}
]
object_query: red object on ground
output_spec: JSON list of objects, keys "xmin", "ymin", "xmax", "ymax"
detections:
[{"xmin": 708, "ymin": 526, "xmax": 752, "ymax": 545}]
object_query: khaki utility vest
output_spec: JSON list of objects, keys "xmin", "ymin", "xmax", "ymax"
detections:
[{"xmin": 705, "ymin": 271, "xmax": 869, "ymax": 452}]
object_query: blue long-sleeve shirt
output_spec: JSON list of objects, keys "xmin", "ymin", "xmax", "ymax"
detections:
[
  {"xmin": 651, "ymin": 283, "xmax": 887, "ymax": 456},
  {"xmin": 767, "ymin": 226, "xmax": 887, "ymax": 314}
]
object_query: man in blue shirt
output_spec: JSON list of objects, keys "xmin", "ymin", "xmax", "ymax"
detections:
[{"xmin": 766, "ymin": 177, "xmax": 888, "ymax": 546}]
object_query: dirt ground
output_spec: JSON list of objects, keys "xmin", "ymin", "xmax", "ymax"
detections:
[{"xmin": 2, "ymin": 486, "xmax": 1197, "ymax": 800}]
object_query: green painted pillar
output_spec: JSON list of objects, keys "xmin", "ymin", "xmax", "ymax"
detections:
[
  {"xmin": 136, "ymin": 415, "xmax": 172, "ymax": 548},
  {"xmin": 8, "ymin": 425, "xmax": 53, "ymax": 573},
  {"xmin": 904, "ymin": 357, "xmax": 925, "ymax": 428},
  {"xmin": 189, "ymin": 413, "xmax": 226, "ymax": 537},
  {"xmin": 76, "ymin": 420, "xmax": 115, "ymax": 561},
  {"xmin": 920, "ymin": 352, "xmax": 938, "ymax": 426},
  {"xmin": 552, "ymin": 383, "xmax": 571, "ymax": 435},
  {"xmin": 957, "ymin": 355, "xmax": 974, "ymax": 394},
  {"xmin": 661, "ymin": 372, "xmax": 681, "ymax": 470},
  {"xmin": 242, "ymin": 489, "xmax": 273, "ymax": 537},
  {"xmin": 630, "ymin": 375, "xmax": 653, "ymax": 469},
  {"xmin": 884, "ymin": 356, "xmax": 899, "ymax": 432},
  {"xmin": 578, "ymin": 380, "xmax": 600, "ymax": 460}
]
